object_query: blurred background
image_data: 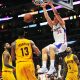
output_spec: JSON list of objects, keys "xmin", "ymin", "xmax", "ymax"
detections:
[{"xmin": 0, "ymin": 0, "xmax": 80, "ymax": 71}]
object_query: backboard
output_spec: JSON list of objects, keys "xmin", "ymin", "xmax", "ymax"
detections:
[
  {"xmin": 32, "ymin": 0, "xmax": 73, "ymax": 10},
  {"xmin": 52, "ymin": 0, "xmax": 73, "ymax": 10}
]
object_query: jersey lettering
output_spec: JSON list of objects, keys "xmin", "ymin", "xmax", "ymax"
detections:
[
  {"xmin": 21, "ymin": 47, "xmax": 29, "ymax": 56},
  {"xmin": 57, "ymin": 29, "xmax": 62, "ymax": 34}
]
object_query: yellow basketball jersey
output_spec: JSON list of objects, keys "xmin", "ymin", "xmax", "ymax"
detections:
[
  {"xmin": 64, "ymin": 54, "xmax": 78, "ymax": 73},
  {"xmin": 2, "ymin": 51, "xmax": 12, "ymax": 71},
  {"xmin": 15, "ymin": 38, "xmax": 33, "ymax": 63}
]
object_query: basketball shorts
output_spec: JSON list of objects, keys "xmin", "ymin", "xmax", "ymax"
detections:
[
  {"xmin": 2, "ymin": 71, "xmax": 16, "ymax": 80},
  {"xmin": 66, "ymin": 72, "xmax": 78, "ymax": 80},
  {"xmin": 16, "ymin": 61, "xmax": 37, "ymax": 80},
  {"xmin": 45, "ymin": 42, "xmax": 67, "ymax": 54}
]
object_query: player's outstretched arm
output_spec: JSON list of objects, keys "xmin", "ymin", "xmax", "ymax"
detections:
[
  {"xmin": 41, "ymin": 3, "xmax": 54, "ymax": 28},
  {"xmin": 30, "ymin": 40, "xmax": 41, "ymax": 56},
  {"xmin": 3, "ymin": 52, "xmax": 14, "ymax": 69},
  {"xmin": 48, "ymin": 2, "xmax": 65, "ymax": 26},
  {"xmin": 11, "ymin": 42, "xmax": 16, "ymax": 62}
]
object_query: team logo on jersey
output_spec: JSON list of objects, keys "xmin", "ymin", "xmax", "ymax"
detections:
[
  {"xmin": 18, "ymin": 43, "xmax": 29, "ymax": 47},
  {"xmin": 53, "ymin": 27, "xmax": 61, "ymax": 32}
]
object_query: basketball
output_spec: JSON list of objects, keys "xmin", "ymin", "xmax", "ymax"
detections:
[{"xmin": 24, "ymin": 13, "xmax": 33, "ymax": 23}]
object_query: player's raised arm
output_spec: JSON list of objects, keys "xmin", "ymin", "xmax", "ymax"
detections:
[
  {"xmin": 48, "ymin": 2, "xmax": 65, "ymax": 26},
  {"xmin": 11, "ymin": 42, "xmax": 16, "ymax": 62},
  {"xmin": 30, "ymin": 40, "xmax": 41, "ymax": 56},
  {"xmin": 41, "ymin": 3, "xmax": 54, "ymax": 28}
]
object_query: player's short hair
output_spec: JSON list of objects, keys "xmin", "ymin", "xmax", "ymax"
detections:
[
  {"xmin": 17, "ymin": 28, "xmax": 25, "ymax": 36},
  {"xmin": 66, "ymin": 47, "xmax": 72, "ymax": 52},
  {"xmin": 3, "ymin": 43, "xmax": 9, "ymax": 48}
]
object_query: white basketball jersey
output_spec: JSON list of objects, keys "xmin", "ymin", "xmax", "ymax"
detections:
[{"xmin": 52, "ymin": 23, "xmax": 67, "ymax": 43}]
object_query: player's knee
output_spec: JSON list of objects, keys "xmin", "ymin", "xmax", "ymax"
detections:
[
  {"xmin": 49, "ymin": 46, "xmax": 54, "ymax": 51},
  {"xmin": 42, "ymin": 48, "xmax": 47, "ymax": 54}
]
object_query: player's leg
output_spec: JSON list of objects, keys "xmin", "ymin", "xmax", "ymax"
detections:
[
  {"xmin": 38, "ymin": 45, "xmax": 51, "ymax": 73},
  {"xmin": 66, "ymin": 73, "xmax": 72, "ymax": 80},
  {"xmin": 8, "ymin": 72, "xmax": 16, "ymax": 80},
  {"xmin": 47, "ymin": 42, "xmax": 67, "ymax": 75},
  {"xmin": 57, "ymin": 42, "xmax": 67, "ymax": 78},
  {"xmin": 21, "ymin": 62, "xmax": 37, "ymax": 80},
  {"xmin": 2, "ymin": 72, "xmax": 8, "ymax": 80},
  {"xmin": 72, "ymin": 72, "xmax": 78, "ymax": 80},
  {"xmin": 28, "ymin": 62, "xmax": 38, "ymax": 80},
  {"xmin": 16, "ymin": 62, "xmax": 24, "ymax": 80},
  {"xmin": 42, "ymin": 48, "xmax": 48, "ymax": 68},
  {"xmin": 2, "ymin": 72, "xmax": 16, "ymax": 80},
  {"xmin": 16, "ymin": 62, "xmax": 30, "ymax": 80},
  {"xmin": 16, "ymin": 62, "xmax": 37, "ymax": 80},
  {"xmin": 57, "ymin": 60, "xmax": 62, "ymax": 79},
  {"xmin": 47, "ymin": 45, "xmax": 56, "ymax": 75}
]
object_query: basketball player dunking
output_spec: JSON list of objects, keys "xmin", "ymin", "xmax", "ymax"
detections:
[{"xmin": 38, "ymin": 2, "xmax": 67, "ymax": 77}]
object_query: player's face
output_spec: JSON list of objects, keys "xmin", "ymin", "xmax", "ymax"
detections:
[
  {"xmin": 53, "ymin": 16, "xmax": 59, "ymax": 24},
  {"xmin": 5, "ymin": 43, "xmax": 11, "ymax": 49},
  {"xmin": 66, "ymin": 47, "xmax": 72, "ymax": 55}
]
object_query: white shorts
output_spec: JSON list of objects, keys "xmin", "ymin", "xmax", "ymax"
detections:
[{"xmin": 45, "ymin": 42, "xmax": 67, "ymax": 54}]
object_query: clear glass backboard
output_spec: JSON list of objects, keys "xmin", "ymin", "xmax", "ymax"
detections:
[
  {"xmin": 53, "ymin": 0, "xmax": 73, "ymax": 10},
  {"xmin": 32, "ymin": 0, "xmax": 73, "ymax": 10}
]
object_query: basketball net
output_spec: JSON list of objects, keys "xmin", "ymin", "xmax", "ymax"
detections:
[{"xmin": 32, "ymin": 0, "xmax": 53, "ymax": 5}]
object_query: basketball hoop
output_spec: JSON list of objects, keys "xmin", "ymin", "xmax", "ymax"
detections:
[
  {"xmin": 32, "ymin": 0, "xmax": 73, "ymax": 10},
  {"xmin": 32, "ymin": 0, "xmax": 52, "ymax": 5}
]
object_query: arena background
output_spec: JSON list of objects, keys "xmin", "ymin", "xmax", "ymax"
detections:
[{"xmin": 0, "ymin": 0, "xmax": 80, "ymax": 72}]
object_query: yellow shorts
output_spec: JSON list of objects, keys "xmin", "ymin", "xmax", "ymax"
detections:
[
  {"xmin": 66, "ymin": 72, "xmax": 78, "ymax": 80},
  {"xmin": 2, "ymin": 71, "xmax": 16, "ymax": 80},
  {"xmin": 16, "ymin": 61, "xmax": 37, "ymax": 80}
]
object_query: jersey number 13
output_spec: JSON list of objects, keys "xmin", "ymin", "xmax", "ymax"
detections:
[{"xmin": 21, "ymin": 47, "xmax": 29, "ymax": 56}]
